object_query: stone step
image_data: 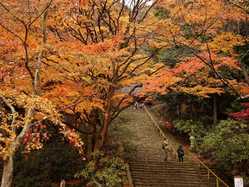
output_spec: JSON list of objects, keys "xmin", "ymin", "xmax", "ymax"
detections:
[
  {"xmin": 132, "ymin": 177, "xmax": 211, "ymax": 183},
  {"xmin": 133, "ymin": 180, "xmax": 216, "ymax": 187},
  {"xmin": 134, "ymin": 183, "xmax": 214, "ymax": 187},
  {"xmin": 131, "ymin": 172, "xmax": 211, "ymax": 178},
  {"xmin": 129, "ymin": 160, "xmax": 196, "ymax": 164},
  {"xmin": 132, "ymin": 177, "xmax": 216, "ymax": 184},
  {"xmin": 129, "ymin": 159, "xmax": 221, "ymax": 187},
  {"xmin": 129, "ymin": 165, "xmax": 204, "ymax": 172},
  {"xmin": 132, "ymin": 179, "xmax": 217, "ymax": 185},
  {"xmin": 129, "ymin": 164, "xmax": 201, "ymax": 169},
  {"xmin": 129, "ymin": 161, "xmax": 201, "ymax": 167},
  {"xmin": 130, "ymin": 169, "xmax": 216, "ymax": 178},
  {"xmin": 129, "ymin": 164, "xmax": 199, "ymax": 168}
]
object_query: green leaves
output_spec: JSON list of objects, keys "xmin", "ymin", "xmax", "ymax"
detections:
[
  {"xmin": 75, "ymin": 151, "xmax": 127, "ymax": 187},
  {"xmin": 202, "ymin": 120, "xmax": 249, "ymax": 164},
  {"xmin": 173, "ymin": 119, "xmax": 206, "ymax": 136}
]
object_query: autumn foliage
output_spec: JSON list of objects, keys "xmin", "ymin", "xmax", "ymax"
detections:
[{"xmin": 0, "ymin": 0, "xmax": 249, "ymax": 186}]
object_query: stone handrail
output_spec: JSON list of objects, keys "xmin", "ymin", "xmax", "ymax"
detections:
[
  {"xmin": 126, "ymin": 163, "xmax": 134, "ymax": 187},
  {"xmin": 144, "ymin": 105, "xmax": 177, "ymax": 156}
]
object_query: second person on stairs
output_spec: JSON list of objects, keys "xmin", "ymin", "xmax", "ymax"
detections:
[{"xmin": 177, "ymin": 145, "xmax": 184, "ymax": 162}]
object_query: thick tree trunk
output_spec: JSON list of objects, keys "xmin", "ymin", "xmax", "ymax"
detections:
[
  {"xmin": 176, "ymin": 104, "xmax": 180, "ymax": 118},
  {"xmin": 1, "ymin": 108, "xmax": 32, "ymax": 187},
  {"xmin": 91, "ymin": 124, "xmax": 97, "ymax": 152},
  {"xmin": 213, "ymin": 95, "xmax": 217, "ymax": 125},
  {"xmin": 93, "ymin": 85, "xmax": 114, "ymax": 152},
  {"xmin": 93, "ymin": 113, "xmax": 111, "ymax": 152},
  {"xmin": 100, "ymin": 116, "xmax": 110, "ymax": 147},
  {"xmin": 1, "ymin": 155, "xmax": 13, "ymax": 187}
]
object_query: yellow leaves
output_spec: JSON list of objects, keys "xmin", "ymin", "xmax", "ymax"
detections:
[
  {"xmin": 177, "ymin": 86, "xmax": 224, "ymax": 98},
  {"xmin": 43, "ymin": 82, "xmax": 83, "ymax": 109},
  {"xmin": 41, "ymin": 67, "xmax": 64, "ymax": 83},
  {"xmin": 0, "ymin": 62, "xmax": 33, "ymax": 93},
  {"xmin": 75, "ymin": 99, "xmax": 104, "ymax": 114},
  {"xmin": 14, "ymin": 78, "xmax": 33, "ymax": 93},
  {"xmin": 218, "ymin": 56, "xmax": 241, "ymax": 70},
  {"xmin": 24, "ymin": 138, "xmax": 44, "ymax": 153},
  {"xmin": 0, "ymin": 92, "xmax": 61, "ymax": 159},
  {"xmin": 221, "ymin": 1, "xmax": 247, "ymax": 21},
  {"xmin": 0, "ymin": 123, "xmax": 16, "ymax": 160},
  {"xmin": 33, "ymin": 112, "xmax": 45, "ymax": 121},
  {"xmin": 240, "ymin": 85, "xmax": 249, "ymax": 96},
  {"xmin": 2, "ymin": 92, "xmax": 60, "ymax": 125},
  {"xmin": 79, "ymin": 35, "xmax": 124, "ymax": 55},
  {"xmin": 111, "ymin": 93, "xmax": 133, "ymax": 107},
  {"xmin": 49, "ymin": 84, "xmax": 80, "ymax": 97},
  {"xmin": 119, "ymin": 15, "xmax": 129, "ymax": 27},
  {"xmin": 163, "ymin": 0, "xmax": 224, "ymax": 28},
  {"xmin": 142, "ymin": 68, "xmax": 182, "ymax": 94},
  {"xmin": 207, "ymin": 77, "xmax": 223, "ymax": 85},
  {"xmin": 24, "ymin": 96, "xmax": 60, "ymax": 124},
  {"xmin": 119, "ymin": 75, "xmax": 147, "ymax": 87},
  {"xmin": 157, "ymin": 0, "xmax": 246, "ymax": 53},
  {"xmin": 155, "ymin": 19, "xmax": 181, "ymax": 38},
  {"xmin": 51, "ymin": 81, "xmax": 82, "ymax": 93},
  {"xmin": 78, "ymin": 0, "xmax": 89, "ymax": 7},
  {"xmin": 209, "ymin": 32, "xmax": 245, "ymax": 55}
]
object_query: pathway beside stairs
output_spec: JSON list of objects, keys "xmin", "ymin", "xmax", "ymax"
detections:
[{"xmin": 112, "ymin": 108, "xmax": 227, "ymax": 187}]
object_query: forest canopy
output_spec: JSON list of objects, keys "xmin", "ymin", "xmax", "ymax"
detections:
[{"xmin": 0, "ymin": 0, "xmax": 249, "ymax": 186}]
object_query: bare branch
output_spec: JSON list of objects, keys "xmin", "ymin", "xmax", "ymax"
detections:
[{"xmin": 28, "ymin": 0, "xmax": 53, "ymax": 26}]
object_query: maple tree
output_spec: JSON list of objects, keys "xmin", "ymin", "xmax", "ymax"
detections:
[
  {"xmin": 0, "ymin": 0, "xmax": 249, "ymax": 186},
  {"xmin": 0, "ymin": 2, "xmax": 166, "ymax": 186},
  {"xmin": 145, "ymin": 0, "xmax": 249, "ymax": 117},
  {"xmin": 0, "ymin": 1, "xmax": 55, "ymax": 186},
  {"xmin": 40, "ymin": 0, "xmax": 166, "ymax": 152},
  {"xmin": 0, "ymin": 1, "xmax": 83, "ymax": 186},
  {"xmin": 0, "ymin": 1, "xmax": 167, "ymax": 185}
]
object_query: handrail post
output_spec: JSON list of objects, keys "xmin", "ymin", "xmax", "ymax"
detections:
[
  {"xmin": 208, "ymin": 170, "xmax": 210, "ymax": 187},
  {"xmin": 216, "ymin": 178, "xmax": 219, "ymax": 187},
  {"xmin": 199, "ymin": 163, "xmax": 201, "ymax": 186},
  {"xmin": 126, "ymin": 164, "xmax": 134, "ymax": 187}
]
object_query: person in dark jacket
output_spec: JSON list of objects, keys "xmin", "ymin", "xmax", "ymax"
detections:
[{"xmin": 177, "ymin": 145, "xmax": 184, "ymax": 162}]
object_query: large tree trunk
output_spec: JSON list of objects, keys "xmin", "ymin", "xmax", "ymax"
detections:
[
  {"xmin": 1, "ymin": 108, "xmax": 32, "ymax": 187},
  {"xmin": 94, "ymin": 86, "xmax": 114, "ymax": 152},
  {"xmin": 94, "ymin": 113, "xmax": 110, "ymax": 151},
  {"xmin": 1, "ymin": 155, "xmax": 13, "ymax": 187},
  {"xmin": 91, "ymin": 124, "xmax": 97, "ymax": 152},
  {"xmin": 100, "ymin": 114, "xmax": 110, "ymax": 147},
  {"xmin": 176, "ymin": 103, "xmax": 180, "ymax": 118}
]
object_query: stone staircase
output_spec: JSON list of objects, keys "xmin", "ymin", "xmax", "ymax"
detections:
[
  {"xmin": 129, "ymin": 160, "xmax": 221, "ymax": 187},
  {"xmin": 112, "ymin": 108, "xmax": 229, "ymax": 187}
]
